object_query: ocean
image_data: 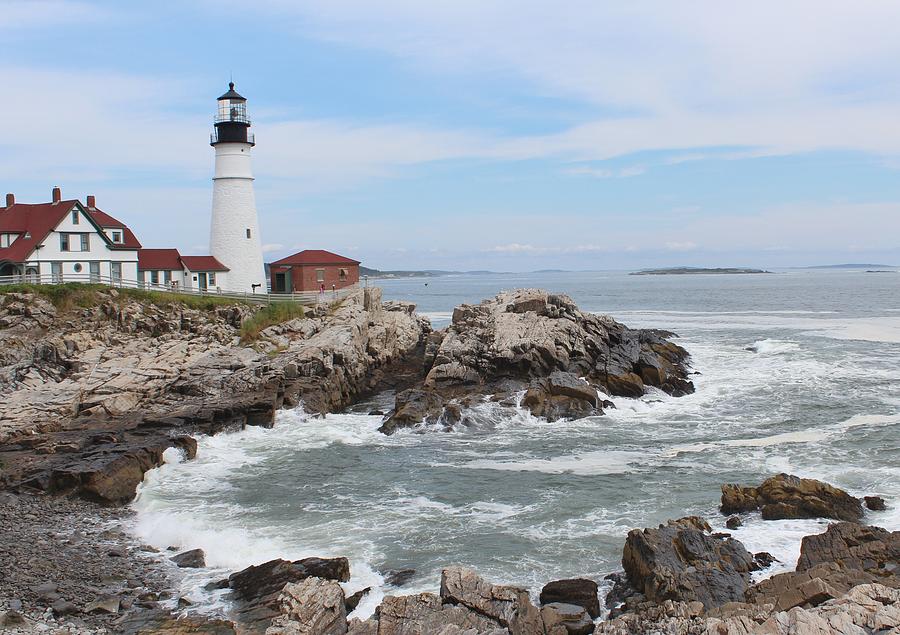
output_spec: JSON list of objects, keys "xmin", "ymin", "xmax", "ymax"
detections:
[{"xmin": 129, "ymin": 269, "xmax": 900, "ymax": 619}]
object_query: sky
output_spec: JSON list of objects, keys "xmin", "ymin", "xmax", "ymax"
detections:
[{"xmin": 3, "ymin": 0, "xmax": 900, "ymax": 271}]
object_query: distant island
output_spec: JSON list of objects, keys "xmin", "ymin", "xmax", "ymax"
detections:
[
  {"xmin": 360, "ymin": 266, "xmax": 503, "ymax": 279},
  {"xmin": 630, "ymin": 267, "xmax": 771, "ymax": 276},
  {"xmin": 803, "ymin": 263, "xmax": 897, "ymax": 269}
]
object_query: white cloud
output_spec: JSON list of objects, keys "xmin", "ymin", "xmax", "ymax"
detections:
[
  {"xmin": 261, "ymin": 243, "xmax": 285, "ymax": 253},
  {"xmin": 0, "ymin": 1, "xmax": 107, "ymax": 30},
  {"xmin": 565, "ymin": 165, "xmax": 646, "ymax": 179}
]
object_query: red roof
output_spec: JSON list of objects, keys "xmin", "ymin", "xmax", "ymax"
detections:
[
  {"xmin": 271, "ymin": 249, "xmax": 360, "ymax": 266},
  {"xmin": 138, "ymin": 248, "xmax": 182, "ymax": 271},
  {"xmin": 0, "ymin": 199, "xmax": 142, "ymax": 263},
  {"xmin": 89, "ymin": 207, "xmax": 142, "ymax": 249},
  {"xmin": 180, "ymin": 255, "xmax": 229, "ymax": 272}
]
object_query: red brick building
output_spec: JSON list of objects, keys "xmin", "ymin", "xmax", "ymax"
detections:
[{"xmin": 269, "ymin": 250, "xmax": 360, "ymax": 293}]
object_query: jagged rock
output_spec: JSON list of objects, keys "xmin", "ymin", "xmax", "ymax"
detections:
[
  {"xmin": 756, "ymin": 583, "xmax": 900, "ymax": 634},
  {"xmin": 621, "ymin": 516, "xmax": 755, "ymax": 608},
  {"xmin": 228, "ymin": 557, "xmax": 350, "ymax": 632},
  {"xmin": 384, "ymin": 568, "xmax": 416, "ymax": 587},
  {"xmin": 720, "ymin": 473, "xmax": 864, "ymax": 522},
  {"xmin": 84, "ymin": 595, "xmax": 120, "ymax": 614},
  {"xmin": 540, "ymin": 603, "xmax": 593, "ymax": 635},
  {"xmin": 440, "ymin": 566, "xmax": 544, "ymax": 635},
  {"xmin": 865, "ymin": 495, "xmax": 887, "ymax": 511},
  {"xmin": 796, "ymin": 521, "xmax": 900, "ymax": 575},
  {"xmin": 345, "ymin": 588, "xmax": 370, "ymax": 613},
  {"xmin": 725, "ymin": 516, "xmax": 742, "ymax": 530},
  {"xmin": 171, "ymin": 548, "xmax": 206, "ymax": 568},
  {"xmin": 539, "ymin": 578, "xmax": 600, "ymax": 619},
  {"xmin": 382, "ymin": 290, "xmax": 693, "ymax": 433},
  {"xmin": 375, "ymin": 592, "xmax": 507, "ymax": 634},
  {"xmin": 265, "ymin": 577, "xmax": 347, "ymax": 635},
  {"xmin": 117, "ymin": 608, "xmax": 238, "ymax": 634}
]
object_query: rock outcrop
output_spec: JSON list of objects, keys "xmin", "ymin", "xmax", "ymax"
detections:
[
  {"xmin": 266, "ymin": 578, "xmax": 348, "ymax": 635},
  {"xmin": 380, "ymin": 289, "xmax": 693, "ymax": 433},
  {"xmin": 539, "ymin": 578, "xmax": 600, "ymax": 619},
  {"xmin": 621, "ymin": 516, "xmax": 756, "ymax": 608},
  {"xmin": 720, "ymin": 473, "xmax": 865, "ymax": 522}
]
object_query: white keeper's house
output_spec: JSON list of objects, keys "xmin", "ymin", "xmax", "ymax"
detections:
[
  {"xmin": 0, "ymin": 188, "xmax": 141, "ymax": 283},
  {"xmin": 0, "ymin": 187, "xmax": 229, "ymax": 290}
]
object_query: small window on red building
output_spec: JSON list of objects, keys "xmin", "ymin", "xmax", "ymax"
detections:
[{"xmin": 339, "ymin": 268, "xmax": 347, "ymax": 281}]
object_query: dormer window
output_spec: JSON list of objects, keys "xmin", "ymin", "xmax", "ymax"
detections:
[
  {"xmin": 0, "ymin": 234, "xmax": 18, "ymax": 248},
  {"xmin": 111, "ymin": 230, "xmax": 122, "ymax": 243},
  {"xmin": 72, "ymin": 209, "xmax": 79, "ymax": 224}
]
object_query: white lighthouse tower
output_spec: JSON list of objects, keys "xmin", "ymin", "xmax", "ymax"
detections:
[{"xmin": 209, "ymin": 82, "xmax": 266, "ymax": 293}]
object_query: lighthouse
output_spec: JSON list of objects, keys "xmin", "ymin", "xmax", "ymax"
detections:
[{"xmin": 209, "ymin": 82, "xmax": 266, "ymax": 293}]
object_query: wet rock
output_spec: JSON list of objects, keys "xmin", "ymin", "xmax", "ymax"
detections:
[
  {"xmin": 539, "ymin": 578, "xmax": 600, "ymax": 619},
  {"xmin": 753, "ymin": 551, "xmax": 778, "ymax": 569},
  {"xmin": 84, "ymin": 596, "xmax": 120, "ymax": 614},
  {"xmin": 266, "ymin": 577, "xmax": 347, "ymax": 635},
  {"xmin": 865, "ymin": 495, "xmax": 887, "ymax": 511},
  {"xmin": 375, "ymin": 592, "xmax": 506, "ymax": 635},
  {"xmin": 440, "ymin": 566, "xmax": 544, "ymax": 635},
  {"xmin": 381, "ymin": 289, "xmax": 693, "ymax": 433},
  {"xmin": 50, "ymin": 599, "xmax": 78, "ymax": 616},
  {"xmin": 344, "ymin": 587, "xmax": 370, "ymax": 613},
  {"xmin": 540, "ymin": 603, "xmax": 593, "ymax": 635},
  {"xmin": 384, "ymin": 568, "xmax": 416, "ymax": 587},
  {"xmin": 228, "ymin": 557, "xmax": 350, "ymax": 632},
  {"xmin": 171, "ymin": 548, "xmax": 206, "ymax": 568},
  {"xmin": 725, "ymin": 515, "xmax": 742, "ymax": 530},
  {"xmin": 796, "ymin": 521, "xmax": 900, "ymax": 574},
  {"xmin": 720, "ymin": 473, "xmax": 864, "ymax": 522},
  {"xmin": 621, "ymin": 516, "xmax": 755, "ymax": 608},
  {"xmin": 116, "ymin": 609, "xmax": 238, "ymax": 634}
]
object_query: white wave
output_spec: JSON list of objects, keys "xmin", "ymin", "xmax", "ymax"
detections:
[
  {"xmin": 749, "ymin": 339, "xmax": 799, "ymax": 355},
  {"xmin": 460, "ymin": 450, "xmax": 645, "ymax": 475}
]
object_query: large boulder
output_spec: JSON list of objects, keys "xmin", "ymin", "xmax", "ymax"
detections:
[
  {"xmin": 374, "ymin": 592, "xmax": 508, "ymax": 635},
  {"xmin": 621, "ymin": 517, "xmax": 756, "ymax": 608},
  {"xmin": 540, "ymin": 603, "xmax": 593, "ymax": 635},
  {"xmin": 796, "ymin": 521, "xmax": 900, "ymax": 575},
  {"xmin": 382, "ymin": 290, "xmax": 694, "ymax": 433},
  {"xmin": 265, "ymin": 578, "xmax": 347, "ymax": 635},
  {"xmin": 539, "ymin": 578, "xmax": 600, "ymax": 619},
  {"xmin": 440, "ymin": 566, "xmax": 545, "ymax": 635},
  {"xmin": 228, "ymin": 557, "xmax": 350, "ymax": 632},
  {"xmin": 720, "ymin": 474, "xmax": 864, "ymax": 522}
]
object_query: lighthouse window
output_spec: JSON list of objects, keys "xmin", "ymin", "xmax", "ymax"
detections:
[{"xmin": 246, "ymin": 228, "xmax": 251, "ymax": 239}]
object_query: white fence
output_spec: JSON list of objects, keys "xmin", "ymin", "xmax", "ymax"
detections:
[{"xmin": 0, "ymin": 272, "xmax": 360, "ymax": 306}]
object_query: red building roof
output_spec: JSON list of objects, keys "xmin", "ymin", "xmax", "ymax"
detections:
[
  {"xmin": 270, "ymin": 249, "xmax": 360, "ymax": 266},
  {"xmin": 89, "ymin": 207, "xmax": 142, "ymax": 250},
  {"xmin": 138, "ymin": 248, "xmax": 183, "ymax": 271},
  {"xmin": 180, "ymin": 255, "xmax": 229, "ymax": 272},
  {"xmin": 0, "ymin": 198, "xmax": 142, "ymax": 263}
]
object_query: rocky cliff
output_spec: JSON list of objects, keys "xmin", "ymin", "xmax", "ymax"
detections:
[
  {"xmin": 381, "ymin": 289, "xmax": 694, "ymax": 433},
  {"xmin": 0, "ymin": 287, "xmax": 430, "ymax": 502}
]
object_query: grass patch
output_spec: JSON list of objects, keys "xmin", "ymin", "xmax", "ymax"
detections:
[
  {"xmin": 0, "ymin": 283, "xmax": 250, "ymax": 312},
  {"xmin": 240, "ymin": 302, "xmax": 305, "ymax": 343}
]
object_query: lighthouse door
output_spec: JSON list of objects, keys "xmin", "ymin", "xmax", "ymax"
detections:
[{"xmin": 198, "ymin": 273, "xmax": 208, "ymax": 291}]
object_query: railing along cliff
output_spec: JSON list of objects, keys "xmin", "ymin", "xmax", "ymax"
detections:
[{"xmin": 0, "ymin": 273, "xmax": 359, "ymax": 306}]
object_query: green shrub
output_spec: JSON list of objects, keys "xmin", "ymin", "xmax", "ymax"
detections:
[
  {"xmin": 240, "ymin": 302, "xmax": 305, "ymax": 343},
  {"xmin": 0, "ymin": 283, "xmax": 250, "ymax": 312}
]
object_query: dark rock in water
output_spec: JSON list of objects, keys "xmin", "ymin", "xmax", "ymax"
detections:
[
  {"xmin": 228, "ymin": 557, "xmax": 350, "ymax": 632},
  {"xmin": 539, "ymin": 578, "xmax": 600, "ymax": 619},
  {"xmin": 603, "ymin": 572, "xmax": 639, "ymax": 610},
  {"xmin": 345, "ymin": 587, "xmax": 371, "ymax": 613},
  {"xmin": 178, "ymin": 597, "xmax": 193, "ymax": 608},
  {"xmin": 367, "ymin": 410, "xmax": 384, "ymax": 416},
  {"xmin": 171, "ymin": 548, "xmax": 206, "ymax": 568},
  {"xmin": 205, "ymin": 578, "xmax": 230, "ymax": 591},
  {"xmin": 725, "ymin": 515, "xmax": 742, "ymax": 530},
  {"xmin": 384, "ymin": 568, "xmax": 416, "ymax": 587},
  {"xmin": 540, "ymin": 602, "xmax": 594, "ymax": 635},
  {"xmin": 753, "ymin": 551, "xmax": 778, "ymax": 569},
  {"xmin": 621, "ymin": 516, "xmax": 755, "ymax": 608},
  {"xmin": 720, "ymin": 473, "xmax": 864, "ymax": 522},
  {"xmin": 381, "ymin": 290, "xmax": 694, "ymax": 433},
  {"xmin": 865, "ymin": 495, "xmax": 887, "ymax": 511}
]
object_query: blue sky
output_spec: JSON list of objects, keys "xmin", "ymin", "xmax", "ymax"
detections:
[{"xmin": 3, "ymin": 1, "xmax": 900, "ymax": 270}]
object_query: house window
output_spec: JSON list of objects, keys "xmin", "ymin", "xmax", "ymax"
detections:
[
  {"xmin": 60, "ymin": 233, "xmax": 70, "ymax": 251},
  {"xmin": 74, "ymin": 263, "xmax": 83, "ymax": 273},
  {"xmin": 0, "ymin": 234, "xmax": 17, "ymax": 248},
  {"xmin": 72, "ymin": 210, "xmax": 79, "ymax": 224},
  {"xmin": 111, "ymin": 231, "xmax": 122, "ymax": 243},
  {"xmin": 81, "ymin": 234, "xmax": 89, "ymax": 251},
  {"xmin": 138, "ymin": 270, "xmax": 145, "ymax": 283},
  {"xmin": 339, "ymin": 268, "xmax": 348, "ymax": 281},
  {"xmin": 164, "ymin": 270, "xmax": 172, "ymax": 283},
  {"xmin": 90, "ymin": 262, "xmax": 100, "ymax": 282},
  {"xmin": 150, "ymin": 270, "xmax": 159, "ymax": 285},
  {"xmin": 246, "ymin": 228, "xmax": 251, "ymax": 239},
  {"xmin": 316, "ymin": 269, "xmax": 325, "ymax": 283},
  {"xmin": 51, "ymin": 262, "xmax": 63, "ymax": 283},
  {"xmin": 208, "ymin": 272, "xmax": 216, "ymax": 285},
  {"xmin": 110, "ymin": 262, "xmax": 122, "ymax": 282}
]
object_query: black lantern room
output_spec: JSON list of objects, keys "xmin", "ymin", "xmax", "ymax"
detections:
[{"xmin": 211, "ymin": 82, "xmax": 255, "ymax": 146}]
